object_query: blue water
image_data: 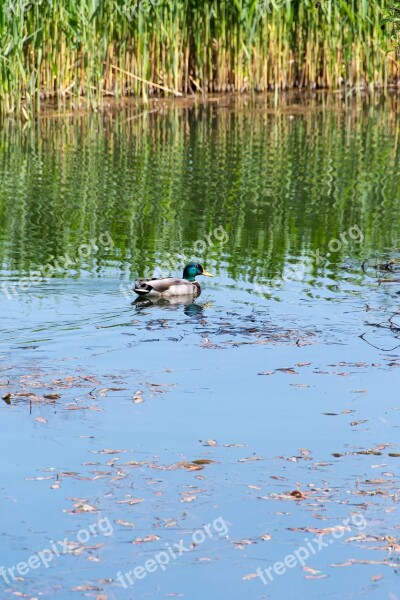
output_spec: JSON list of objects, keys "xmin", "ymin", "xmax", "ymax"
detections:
[{"xmin": 0, "ymin": 102, "xmax": 399, "ymax": 599}]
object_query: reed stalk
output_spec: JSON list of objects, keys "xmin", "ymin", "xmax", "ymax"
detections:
[{"xmin": 0, "ymin": 0, "xmax": 398, "ymax": 115}]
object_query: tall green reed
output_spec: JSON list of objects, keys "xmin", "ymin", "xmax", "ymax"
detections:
[{"xmin": 0, "ymin": 0, "xmax": 398, "ymax": 115}]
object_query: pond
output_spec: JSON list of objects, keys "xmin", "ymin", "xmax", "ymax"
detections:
[{"xmin": 0, "ymin": 95, "xmax": 399, "ymax": 600}]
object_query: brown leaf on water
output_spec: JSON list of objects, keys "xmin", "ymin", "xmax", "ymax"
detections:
[
  {"xmin": 35, "ymin": 416, "xmax": 48, "ymax": 423},
  {"xmin": 173, "ymin": 461, "xmax": 204, "ymax": 471},
  {"xmin": 350, "ymin": 420, "xmax": 368, "ymax": 426},
  {"xmin": 114, "ymin": 519, "xmax": 135, "ymax": 528},
  {"xmin": 290, "ymin": 525, "xmax": 348, "ymax": 535},
  {"xmin": 164, "ymin": 519, "xmax": 178, "ymax": 528},
  {"xmin": 81, "ymin": 376, "xmax": 101, "ymax": 384},
  {"xmin": 72, "ymin": 585, "xmax": 102, "ymax": 592},
  {"xmin": 93, "ymin": 449, "xmax": 127, "ymax": 454},
  {"xmin": 258, "ymin": 371, "xmax": 275, "ymax": 376},
  {"xmin": 117, "ymin": 498, "xmax": 144, "ymax": 505},
  {"xmin": 363, "ymin": 478, "xmax": 390, "ymax": 485},
  {"xmin": 299, "ymin": 448, "xmax": 311, "ymax": 456},
  {"xmin": 203, "ymin": 439, "xmax": 218, "ymax": 446},
  {"xmin": 353, "ymin": 489, "xmax": 386, "ymax": 497},
  {"xmin": 238, "ymin": 456, "xmax": 263, "ymax": 463},
  {"xmin": 388, "ymin": 453, "xmax": 400, "ymax": 458},
  {"xmin": 132, "ymin": 534, "xmax": 160, "ymax": 544},
  {"xmin": 185, "ymin": 464, "xmax": 204, "ymax": 471},
  {"xmin": 2, "ymin": 393, "xmax": 11, "ymax": 404},
  {"xmin": 87, "ymin": 556, "xmax": 101, "ymax": 563},
  {"xmin": 223, "ymin": 443, "xmax": 246, "ymax": 448},
  {"xmin": 232, "ymin": 539, "xmax": 256, "ymax": 549},
  {"xmin": 71, "ymin": 502, "xmax": 98, "ymax": 513},
  {"xmin": 276, "ymin": 368, "xmax": 299, "ymax": 375},
  {"xmin": 242, "ymin": 573, "xmax": 258, "ymax": 581},
  {"xmin": 180, "ymin": 494, "xmax": 197, "ymax": 502},
  {"xmin": 371, "ymin": 574, "xmax": 383, "ymax": 582},
  {"xmin": 303, "ymin": 566, "xmax": 321, "ymax": 575},
  {"xmin": 260, "ymin": 533, "xmax": 272, "ymax": 541},
  {"xmin": 44, "ymin": 394, "xmax": 61, "ymax": 400},
  {"xmin": 192, "ymin": 459, "xmax": 217, "ymax": 465}
]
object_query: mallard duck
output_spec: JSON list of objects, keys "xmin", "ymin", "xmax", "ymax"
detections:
[{"xmin": 133, "ymin": 263, "xmax": 214, "ymax": 298}]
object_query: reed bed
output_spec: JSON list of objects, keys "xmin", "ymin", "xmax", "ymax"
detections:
[{"xmin": 0, "ymin": 0, "xmax": 398, "ymax": 114}]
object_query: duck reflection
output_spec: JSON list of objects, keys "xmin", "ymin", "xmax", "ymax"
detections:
[{"xmin": 132, "ymin": 295, "xmax": 211, "ymax": 318}]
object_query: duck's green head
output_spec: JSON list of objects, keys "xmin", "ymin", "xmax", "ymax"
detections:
[{"xmin": 182, "ymin": 262, "xmax": 214, "ymax": 282}]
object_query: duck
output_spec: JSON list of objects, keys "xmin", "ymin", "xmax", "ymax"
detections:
[{"xmin": 133, "ymin": 262, "xmax": 214, "ymax": 298}]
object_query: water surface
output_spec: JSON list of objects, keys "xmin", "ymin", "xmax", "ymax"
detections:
[{"xmin": 0, "ymin": 96, "xmax": 399, "ymax": 600}]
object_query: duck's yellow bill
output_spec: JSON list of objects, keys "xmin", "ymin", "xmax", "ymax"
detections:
[{"xmin": 202, "ymin": 271, "xmax": 214, "ymax": 277}]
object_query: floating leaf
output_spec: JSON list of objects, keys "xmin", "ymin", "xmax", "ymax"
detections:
[
  {"xmin": 238, "ymin": 456, "xmax": 263, "ymax": 463},
  {"xmin": 242, "ymin": 573, "xmax": 258, "ymax": 581},
  {"xmin": 132, "ymin": 534, "xmax": 160, "ymax": 544},
  {"xmin": 276, "ymin": 367, "xmax": 299, "ymax": 375},
  {"xmin": 117, "ymin": 498, "xmax": 144, "ymax": 505},
  {"xmin": 114, "ymin": 519, "xmax": 135, "ymax": 528}
]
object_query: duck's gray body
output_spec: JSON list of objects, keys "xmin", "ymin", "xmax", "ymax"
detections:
[{"xmin": 134, "ymin": 277, "xmax": 201, "ymax": 298}]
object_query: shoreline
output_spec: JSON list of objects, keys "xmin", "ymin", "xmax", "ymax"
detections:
[{"xmin": 3, "ymin": 87, "xmax": 400, "ymax": 122}]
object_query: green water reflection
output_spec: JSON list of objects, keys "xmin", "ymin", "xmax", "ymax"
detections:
[{"xmin": 0, "ymin": 97, "xmax": 399, "ymax": 287}]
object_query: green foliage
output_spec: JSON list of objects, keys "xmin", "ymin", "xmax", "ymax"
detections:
[
  {"xmin": 381, "ymin": 2, "xmax": 400, "ymax": 53},
  {"xmin": 0, "ymin": 0, "xmax": 398, "ymax": 115}
]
